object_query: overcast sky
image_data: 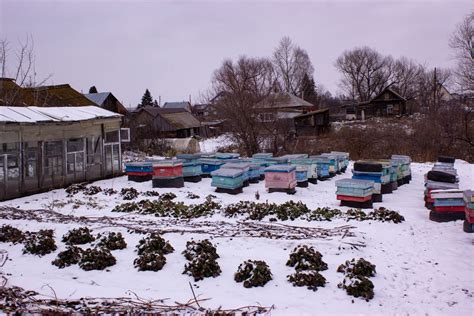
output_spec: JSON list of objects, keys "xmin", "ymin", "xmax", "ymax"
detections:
[{"xmin": 1, "ymin": 0, "xmax": 472, "ymax": 108}]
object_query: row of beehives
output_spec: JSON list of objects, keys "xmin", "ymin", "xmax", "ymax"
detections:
[
  {"xmin": 124, "ymin": 152, "xmax": 350, "ymax": 195},
  {"xmin": 335, "ymin": 155, "xmax": 412, "ymax": 209},
  {"xmin": 423, "ymin": 155, "xmax": 473, "ymax": 233}
]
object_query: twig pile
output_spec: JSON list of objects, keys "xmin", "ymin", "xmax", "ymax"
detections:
[{"xmin": 0, "ymin": 207, "xmax": 360, "ymax": 242}]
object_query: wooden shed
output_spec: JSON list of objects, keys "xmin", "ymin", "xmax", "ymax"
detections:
[{"xmin": 0, "ymin": 106, "xmax": 125, "ymax": 201}]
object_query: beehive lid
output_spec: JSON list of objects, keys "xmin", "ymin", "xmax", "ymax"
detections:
[
  {"xmin": 152, "ymin": 160, "xmax": 182, "ymax": 167},
  {"xmin": 216, "ymin": 152, "xmax": 240, "ymax": 159},
  {"xmin": 199, "ymin": 158, "xmax": 225, "ymax": 165},
  {"xmin": 391, "ymin": 155, "xmax": 412, "ymax": 163},
  {"xmin": 335, "ymin": 178, "xmax": 375, "ymax": 189},
  {"xmin": 310, "ymin": 155, "xmax": 330, "ymax": 162},
  {"xmin": 176, "ymin": 153, "xmax": 200, "ymax": 160},
  {"xmin": 125, "ymin": 161, "xmax": 153, "ymax": 167},
  {"xmin": 222, "ymin": 162, "xmax": 250, "ymax": 170},
  {"xmin": 211, "ymin": 168, "xmax": 244, "ymax": 178},
  {"xmin": 281, "ymin": 154, "xmax": 308, "ymax": 160},
  {"xmin": 253, "ymin": 153, "xmax": 273, "ymax": 159},
  {"xmin": 463, "ymin": 190, "xmax": 473, "ymax": 203},
  {"xmin": 264, "ymin": 165, "xmax": 296, "ymax": 173}
]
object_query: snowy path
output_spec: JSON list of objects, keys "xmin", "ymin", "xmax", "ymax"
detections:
[{"xmin": 0, "ymin": 161, "xmax": 473, "ymax": 315}]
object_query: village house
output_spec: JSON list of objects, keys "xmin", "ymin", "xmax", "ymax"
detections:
[
  {"xmin": 0, "ymin": 106, "xmax": 126, "ymax": 201},
  {"xmin": 84, "ymin": 92, "xmax": 128, "ymax": 115},
  {"xmin": 344, "ymin": 87, "xmax": 407, "ymax": 120},
  {"xmin": 131, "ymin": 106, "xmax": 203, "ymax": 139}
]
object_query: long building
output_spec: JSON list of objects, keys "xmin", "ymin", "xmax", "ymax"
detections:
[{"xmin": 0, "ymin": 106, "xmax": 126, "ymax": 201}]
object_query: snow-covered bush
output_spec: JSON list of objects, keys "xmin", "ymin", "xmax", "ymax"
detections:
[
  {"xmin": 306, "ymin": 208, "xmax": 343, "ymax": 221},
  {"xmin": 286, "ymin": 245, "xmax": 328, "ymax": 272},
  {"xmin": 23, "ymin": 230, "xmax": 57, "ymax": 256},
  {"xmin": 288, "ymin": 270, "xmax": 326, "ymax": 291},
  {"xmin": 182, "ymin": 240, "xmax": 221, "ymax": 281},
  {"xmin": 159, "ymin": 192, "xmax": 177, "ymax": 201},
  {"xmin": 121, "ymin": 187, "xmax": 139, "ymax": 200},
  {"xmin": 368, "ymin": 207, "xmax": 405, "ymax": 223},
  {"xmin": 62, "ymin": 227, "xmax": 95, "ymax": 245},
  {"xmin": 136, "ymin": 233, "xmax": 174, "ymax": 255},
  {"xmin": 234, "ymin": 260, "xmax": 272, "ymax": 288},
  {"xmin": 79, "ymin": 247, "xmax": 116, "ymax": 271},
  {"xmin": 134, "ymin": 252, "xmax": 166, "ymax": 271},
  {"xmin": 338, "ymin": 274, "xmax": 374, "ymax": 301},
  {"xmin": 0, "ymin": 225, "xmax": 25, "ymax": 244},
  {"xmin": 52, "ymin": 246, "xmax": 83, "ymax": 268},
  {"xmin": 97, "ymin": 232, "xmax": 127, "ymax": 250},
  {"xmin": 337, "ymin": 258, "xmax": 376, "ymax": 277}
]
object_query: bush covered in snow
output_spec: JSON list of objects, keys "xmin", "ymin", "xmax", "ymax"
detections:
[
  {"xmin": 337, "ymin": 258, "xmax": 376, "ymax": 277},
  {"xmin": 79, "ymin": 247, "xmax": 116, "ymax": 271},
  {"xmin": 134, "ymin": 252, "xmax": 167, "ymax": 271},
  {"xmin": 97, "ymin": 232, "xmax": 127, "ymax": 250},
  {"xmin": 134, "ymin": 233, "xmax": 173, "ymax": 271},
  {"xmin": 337, "ymin": 258, "xmax": 377, "ymax": 301},
  {"xmin": 22, "ymin": 230, "xmax": 57, "ymax": 256},
  {"xmin": 286, "ymin": 245, "xmax": 328, "ymax": 272},
  {"xmin": 52, "ymin": 246, "xmax": 83, "ymax": 268},
  {"xmin": 182, "ymin": 240, "xmax": 221, "ymax": 281},
  {"xmin": 234, "ymin": 260, "xmax": 272, "ymax": 288},
  {"xmin": 288, "ymin": 270, "xmax": 326, "ymax": 291},
  {"xmin": 121, "ymin": 187, "xmax": 139, "ymax": 200},
  {"xmin": 338, "ymin": 274, "xmax": 375, "ymax": 301},
  {"xmin": 0, "ymin": 225, "xmax": 25, "ymax": 244},
  {"xmin": 62, "ymin": 227, "xmax": 95, "ymax": 245}
]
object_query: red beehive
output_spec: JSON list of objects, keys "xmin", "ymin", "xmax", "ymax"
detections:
[{"xmin": 152, "ymin": 161, "xmax": 183, "ymax": 178}]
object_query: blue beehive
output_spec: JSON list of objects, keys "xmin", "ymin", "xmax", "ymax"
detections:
[
  {"xmin": 199, "ymin": 158, "xmax": 225, "ymax": 177},
  {"xmin": 290, "ymin": 158, "xmax": 318, "ymax": 184},
  {"xmin": 221, "ymin": 162, "xmax": 251, "ymax": 186},
  {"xmin": 211, "ymin": 168, "xmax": 245, "ymax": 194},
  {"xmin": 252, "ymin": 153, "xmax": 273, "ymax": 159},
  {"xmin": 331, "ymin": 151, "xmax": 350, "ymax": 172},
  {"xmin": 319, "ymin": 154, "xmax": 338, "ymax": 176},
  {"xmin": 310, "ymin": 155, "xmax": 331, "ymax": 179},
  {"xmin": 295, "ymin": 165, "xmax": 309, "ymax": 187},
  {"xmin": 335, "ymin": 178, "xmax": 375, "ymax": 208},
  {"xmin": 125, "ymin": 162, "xmax": 153, "ymax": 182}
]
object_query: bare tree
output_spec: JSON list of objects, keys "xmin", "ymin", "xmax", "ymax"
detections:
[
  {"xmin": 0, "ymin": 35, "xmax": 52, "ymax": 105},
  {"xmin": 391, "ymin": 57, "xmax": 424, "ymax": 99},
  {"xmin": 417, "ymin": 67, "xmax": 452, "ymax": 112},
  {"xmin": 449, "ymin": 12, "xmax": 474, "ymax": 93},
  {"xmin": 335, "ymin": 46, "xmax": 394, "ymax": 101},
  {"xmin": 272, "ymin": 36, "xmax": 314, "ymax": 96},
  {"xmin": 209, "ymin": 56, "xmax": 277, "ymax": 155}
]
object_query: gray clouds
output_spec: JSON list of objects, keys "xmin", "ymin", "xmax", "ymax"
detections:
[{"xmin": 0, "ymin": 0, "xmax": 471, "ymax": 108}]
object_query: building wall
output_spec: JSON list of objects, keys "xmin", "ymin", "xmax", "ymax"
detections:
[{"xmin": 0, "ymin": 118, "xmax": 122, "ymax": 201}]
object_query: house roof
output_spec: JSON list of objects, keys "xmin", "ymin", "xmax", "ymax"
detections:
[
  {"xmin": 22, "ymin": 84, "xmax": 98, "ymax": 107},
  {"xmin": 0, "ymin": 106, "xmax": 121, "ymax": 124},
  {"xmin": 84, "ymin": 92, "xmax": 111, "ymax": 106},
  {"xmin": 371, "ymin": 87, "xmax": 407, "ymax": 102},
  {"xmin": 162, "ymin": 101, "xmax": 191, "ymax": 111},
  {"xmin": 160, "ymin": 111, "xmax": 201, "ymax": 129},
  {"xmin": 257, "ymin": 92, "xmax": 315, "ymax": 109}
]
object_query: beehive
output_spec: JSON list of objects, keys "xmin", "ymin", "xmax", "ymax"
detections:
[
  {"xmin": 151, "ymin": 160, "xmax": 184, "ymax": 188},
  {"xmin": 463, "ymin": 190, "xmax": 474, "ymax": 233},
  {"xmin": 335, "ymin": 178, "xmax": 375, "ymax": 209},
  {"xmin": 264, "ymin": 165, "xmax": 297, "ymax": 194},
  {"xmin": 429, "ymin": 189, "xmax": 466, "ymax": 222},
  {"xmin": 199, "ymin": 158, "xmax": 225, "ymax": 177},
  {"xmin": 310, "ymin": 155, "xmax": 331, "ymax": 180},
  {"xmin": 221, "ymin": 162, "xmax": 251, "ymax": 186},
  {"xmin": 125, "ymin": 162, "xmax": 153, "ymax": 182},
  {"xmin": 211, "ymin": 168, "xmax": 245, "ymax": 194}
]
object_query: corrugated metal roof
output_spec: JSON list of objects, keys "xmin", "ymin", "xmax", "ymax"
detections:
[
  {"xmin": 257, "ymin": 93, "xmax": 315, "ymax": 109},
  {"xmin": 161, "ymin": 111, "xmax": 201, "ymax": 129},
  {"xmin": 0, "ymin": 106, "xmax": 121, "ymax": 123},
  {"xmin": 162, "ymin": 102, "xmax": 191, "ymax": 111},
  {"xmin": 84, "ymin": 92, "xmax": 111, "ymax": 106}
]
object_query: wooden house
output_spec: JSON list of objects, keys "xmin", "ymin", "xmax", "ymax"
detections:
[
  {"xmin": 294, "ymin": 109, "xmax": 330, "ymax": 136},
  {"xmin": 132, "ymin": 106, "xmax": 202, "ymax": 138},
  {"xmin": 84, "ymin": 92, "xmax": 128, "ymax": 115},
  {"xmin": 349, "ymin": 87, "xmax": 407, "ymax": 120},
  {"xmin": 0, "ymin": 106, "xmax": 125, "ymax": 201}
]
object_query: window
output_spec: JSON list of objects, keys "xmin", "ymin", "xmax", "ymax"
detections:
[
  {"xmin": 387, "ymin": 104, "xmax": 393, "ymax": 114},
  {"xmin": 105, "ymin": 131, "xmax": 119, "ymax": 143},
  {"xmin": 120, "ymin": 128, "xmax": 130, "ymax": 142},
  {"xmin": 86, "ymin": 136, "xmax": 102, "ymax": 165},
  {"xmin": 258, "ymin": 112, "xmax": 274, "ymax": 122},
  {"xmin": 44, "ymin": 141, "xmax": 63, "ymax": 177},
  {"xmin": 67, "ymin": 138, "xmax": 84, "ymax": 152}
]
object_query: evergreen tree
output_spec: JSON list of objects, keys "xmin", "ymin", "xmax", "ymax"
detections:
[
  {"xmin": 89, "ymin": 86, "xmax": 98, "ymax": 93},
  {"xmin": 139, "ymin": 89, "xmax": 154, "ymax": 108},
  {"xmin": 300, "ymin": 73, "xmax": 318, "ymax": 107},
  {"xmin": 153, "ymin": 100, "xmax": 159, "ymax": 107}
]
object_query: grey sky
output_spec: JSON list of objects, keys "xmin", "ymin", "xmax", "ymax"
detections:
[{"xmin": 1, "ymin": 0, "xmax": 471, "ymax": 109}]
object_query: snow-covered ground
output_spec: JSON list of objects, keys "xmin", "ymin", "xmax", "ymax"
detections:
[
  {"xmin": 199, "ymin": 134, "xmax": 234, "ymax": 153},
  {"xmin": 0, "ymin": 160, "xmax": 473, "ymax": 315}
]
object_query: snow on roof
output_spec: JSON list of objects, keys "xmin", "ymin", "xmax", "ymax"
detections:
[{"xmin": 0, "ymin": 106, "xmax": 121, "ymax": 123}]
